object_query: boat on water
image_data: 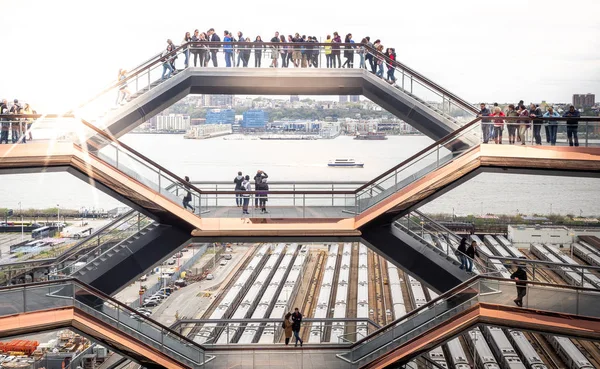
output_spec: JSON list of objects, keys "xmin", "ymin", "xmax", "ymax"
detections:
[
  {"xmin": 328, "ymin": 159, "xmax": 364, "ymax": 168},
  {"xmin": 354, "ymin": 132, "xmax": 388, "ymax": 140}
]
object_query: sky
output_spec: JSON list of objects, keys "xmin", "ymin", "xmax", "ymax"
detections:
[{"xmin": 0, "ymin": 0, "xmax": 599, "ymax": 112}]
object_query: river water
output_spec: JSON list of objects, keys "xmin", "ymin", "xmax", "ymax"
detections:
[{"xmin": 1, "ymin": 134, "xmax": 598, "ymax": 216}]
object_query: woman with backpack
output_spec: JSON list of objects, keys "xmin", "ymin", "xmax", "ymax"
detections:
[{"xmin": 283, "ymin": 312, "xmax": 293, "ymax": 345}]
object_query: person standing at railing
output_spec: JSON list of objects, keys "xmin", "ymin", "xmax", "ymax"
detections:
[
  {"xmin": 223, "ymin": 31, "xmax": 234, "ymax": 68},
  {"xmin": 207, "ymin": 28, "xmax": 220, "ymax": 67},
  {"xmin": 241, "ymin": 175, "xmax": 252, "ymax": 215},
  {"xmin": 269, "ymin": 32, "xmax": 280, "ymax": 68},
  {"xmin": 292, "ymin": 33, "xmax": 302, "ymax": 68},
  {"xmin": 490, "ymin": 106, "xmax": 505, "ymax": 144},
  {"xmin": 385, "ymin": 48, "xmax": 397, "ymax": 84},
  {"xmin": 199, "ymin": 32, "xmax": 210, "ymax": 67},
  {"xmin": 23, "ymin": 103, "xmax": 33, "ymax": 142},
  {"xmin": 510, "ymin": 264, "xmax": 527, "ymax": 307},
  {"xmin": 253, "ymin": 170, "xmax": 268, "ymax": 209},
  {"xmin": 331, "ymin": 32, "xmax": 342, "ymax": 68},
  {"xmin": 291, "ymin": 307, "xmax": 303, "ymax": 347},
  {"xmin": 529, "ymin": 103, "xmax": 544, "ymax": 145},
  {"xmin": 286, "ymin": 35, "xmax": 295, "ymax": 67},
  {"xmin": 358, "ymin": 38, "xmax": 367, "ymax": 69},
  {"xmin": 182, "ymin": 32, "xmax": 192, "ymax": 68},
  {"xmin": 117, "ymin": 69, "xmax": 131, "ymax": 105},
  {"xmin": 241, "ymin": 37, "xmax": 252, "ymax": 67},
  {"xmin": 9, "ymin": 99, "xmax": 21, "ymax": 144},
  {"xmin": 254, "ymin": 36, "xmax": 264, "ymax": 67},
  {"xmin": 283, "ymin": 312, "xmax": 294, "ymax": 345},
  {"xmin": 257, "ymin": 178, "xmax": 269, "ymax": 214},
  {"xmin": 370, "ymin": 39, "xmax": 381, "ymax": 74},
  {"xmin": 364, "ymin": 37, "xmax": 374, "ymax": 71},
  {"xmin": 457, "ymin": 238, "xmax": 468, "ymax": 270},
  {"xmin": 465, "ymin": 240, "xmax": 479, "ymax": 273},
  {"xmin": 563, "ymin": 105, "xmax": 581, "ymax": 147},
  {"xmin": 182, "ymin": 176, "xmax": 195, "ymax": 213},
  {"xmin": 0, "ymin": 99, "xmax": 8, "ymax": 144},
  {"xmin": 233, "ymin": 171, "xmax": 244, "ymax": 207},
  {"xmin": 375, "ymin": 44, "xmax": 385, "ymax": 78},
  {"xmin": 309, "ymin": 36, "xmax": 319, "ymax": 67},
  {"xmin": 191, "ymin": 29, "xmax": 201, "ymax": 67},
  {"xmin": 342, "ymin": 34, "xmax": 354, "ymax": 68},
  {"xmin": 543, "ymin": 107, "xmax": 561, "ymax": 146},
  {"xmin": 505, "ymin": 104, "xmax": 519, "ymax": 144},
  {"xmin": 477, "ymin": 103, "xmax": 491, "ymax": 144},
  {"xmin": 167, "ymin": 39, "xmax": 178, "ymax": 71},
  {"xmin": 279, "ymin": 35, "xmax": 288, "ymax": 67},
  {"xmin": 324, "ymin": 35, "xmax": 333, "ymax": 68},
  {"xmin": 517, "ymin": 105, "xmax": 529, "ymax": 145},
  {"xmin": 161, "ymin": 44, "xmax": 175, "ymax": 80},
  {"xmin": 235, "ymin": 31, "xmax": 244, "ymax": 67}
]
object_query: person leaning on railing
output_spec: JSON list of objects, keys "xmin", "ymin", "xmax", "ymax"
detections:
[
  {"xmin": 478, "ymin": 103, "xmax": 492, "ymax": 144},
  {"xmin": 324, "ymin": 34, "xmax": 333, "ymax": 68},
  {"xmin": 543, "ymin": 106, "xmax": 560, "ymax": 146},
  {"xmin": 563, "ymin": 105, "xmax": 581, "ymax": 147},
  {"xmin": 506, "ymin": 104, "xmax": 519, "ymax": 144},
  {"xmin": 254, "ymin": 36, "xmax": 264, "ymax": 68},
  {"xmin": 207, "ymin": 28, "xmax": 220, "ymax": 67},
  {"xmin": 517, "ymin": 105, "xmax": 530, "ymax": 145},
  {"xmin": 529, "ymin": 103, "xmax": 544, "ymax": 145},
  {"xmin": 490, "ymin": 106, "xmax": 505, "ymax": 145},
  {"xmin": 269, "ymin": 32, "xmax": 280, "ymax": 68}
]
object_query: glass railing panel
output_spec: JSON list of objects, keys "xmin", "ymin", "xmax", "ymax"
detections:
[
  {"xmin": 0, "ymin": 288, "xmax": 25, "ymax": 315},
  {"xmin": 25, "ymin": 283, "xmax": 73, "ymax": 311},
  {"xmin": 577, "ymin": 289, "xmax": 600, "ymax": 318}
]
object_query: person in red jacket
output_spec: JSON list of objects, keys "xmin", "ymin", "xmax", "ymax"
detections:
[
  {"xmin": 385, "ymin": 48, "xmax": 397, "ymax": 84},
  {"xmin": 490, "ymin": 106, "xmax": 506, "ymax": 144}
]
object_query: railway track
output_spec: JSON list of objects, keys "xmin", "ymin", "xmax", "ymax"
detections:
[
  {"xmin": 185, "ymin": 245, "xmax": 258, "ymax": 338},
  {"xmin": 378, "ymin": 255, "xmax": 392, "ymax": 324},
  {"xmin": 574, "ymin": 339, "xmax": 600, "ymax": 368},
  {"xmin": 300, "ymin": 250, "xmax": 326, "ymax": 342},
  {"xmin": 346, "ymin": 243, "xmax": 359, "ymax": 340},
  {"xmin": 527, "ymin": 332, "xmax": 562, "ymax": 369},
  {"xmin": 368, "ymin": 250, "xmax": 385, "ymax": 326}
]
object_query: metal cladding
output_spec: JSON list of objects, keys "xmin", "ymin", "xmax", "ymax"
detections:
[
  {"xmin": 530, "ymin": 243, "xmax": 594, "ymax": 288},
  {"xmin": 464, "ymin": 328, "xmax": 501, "ymax": 369},
  {"xmin": 386, "ymin": 260, "xmax": 406, "ymax": 319},
  {"xmin": 446, "ymin": 338, "xmax": 471, "ymax": 369},
  {"xmin": 483, "ymin": 326, "xmax": 527, "ymax": 369},
  {"xmin": 356, "ymin": 244, "xmax": 370, "ymax": 338},
  {"xmin": 484, "ymin": 235, "xmax": 513, "ymax": 259},
  {"xmin": 506, "ymin": 330, "xmax": 548, "ymax": 369},
  {"xmin": 308, "ymin": 244, "xmax": 339, "ymax": 343},
  {"xmin": 471, "ymin": 235, "xmax": 511, "ymax": 278},
  {"xmin": 329, "ymin": 243, "xmax": 352, "ymax": 343},
  {"xmin": 573, "ymin": 241, "xmax": 600, "ymax": 267},
  {"xmin": 544, "ymin": 244, "xmax": 600, "ymax": 288},
  {"xmin": 407, "ymin": 275, "xmax": 427, "ymax": 309},
  {"xmin": 257, "ymin": 245, "xmax": 307, "ymax": 344},
  {"xmin": 216, "ymin": 243, "xmax": 286, "ymax": 344},
  {"xmin": 548, "ymin": 336, "xmax": 594, "ymax": 369},
  {"xmin": 194, "ymin": 244, "xmax": 271, "ymax": 344},
  {"xmin": 496, "ymin": 235, "xmax": 526, "ymax": 258}
]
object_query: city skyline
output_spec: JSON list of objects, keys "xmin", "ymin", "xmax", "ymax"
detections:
[{"xmin": 0, "ymin": 0, "xmax": 598, "ymax": 112}]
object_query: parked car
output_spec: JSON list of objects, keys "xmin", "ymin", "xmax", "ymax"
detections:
[
  {"xmin": 174, "ymin": 279, "xmax": 187, "ymax": 287},
  {"xmin": 225, "ymin": 247, "xmax": 233, "ymax": 253},
  {"xmin": 174, "ymin": 252, "xmax": 183, "ymax": 258},
  {"xmin": 205, "ymin": 274, "xmax": 214, "ymax": 280},
  {"xmin": 139, "ymin": 274, "xmax": 148, "ymax": 282},
  {"xmin": 143, "ymin": 300, "xmax": 159, "ymax": 307},
  {"xmin": 223, "ymin": 254, "xmax": 232, "ymax": 260},
  {"xmin": 219, "ymin": 260, "xmax": 228, "ymax": 266}
]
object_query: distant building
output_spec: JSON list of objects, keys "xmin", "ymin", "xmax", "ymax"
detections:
[
  {"xmin": 290, "ymin": 95, "xmax": 299, "ymax": 103},
  {"xmin": 206, "ymin": 109, "xmax": 235, "ymax": 124},
  {"xmin": 155, "ymin": 114, "xmax": 191, "ymax": 131},
  {"xmin": 339, "ymin": 95, "xmax": 348, "ymax": 103},
  {"xmin": 206, "ymin": 95, "xmax": 234, "ymax": 107},
  {"xmin": 242, "ymin": 110, "xmax": 268, "ymax": 129},
  {"xmin": 573, "ymin": 93, "xmax": 595, "ymax": 108},
  {"xmin": 349, "ymin": 95, "xmax": 360, "ymax": 103}
]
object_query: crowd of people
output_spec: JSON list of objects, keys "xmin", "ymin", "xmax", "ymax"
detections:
[
  {"xmin": 478, "ymin": 102, "xmax": 583, "ymax": 146},
  {"xmin": 157, "ymin": 29, "xmax": 399, "ymax": 84},
  {"xmin": 0, "ymin": 99, "xmax": 35, "ymax": 144}
]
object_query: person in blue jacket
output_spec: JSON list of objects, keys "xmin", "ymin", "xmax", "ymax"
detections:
[
  {"xmin": 543, "ymin": 106, "xmax": 561, "ymax": 145},
  {"xmin": 223, "ymin": 30, "xmax": 234, "ymax": 67}
]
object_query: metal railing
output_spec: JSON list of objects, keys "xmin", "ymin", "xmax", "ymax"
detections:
[
  {"xmin": 336, "ymin": 276, "xmax": 600, "ymax": 367},
  {"xmin": 0, "ymin": 279, "xmax": 210, "ymax": 367},
  {"xmin": 173, "ymin": 318, "xmax": 380, "ymax": 345},
  {"xmin": 59, "ymin": 41, "xmax": 478, "ymax": 130}
]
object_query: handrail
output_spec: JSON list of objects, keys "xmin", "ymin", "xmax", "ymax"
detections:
[
  {"xmin": 344, "ymin": 274, "xmax": 600, "ymax": 349},
  {"xmin": 354, "ymin": 116, "xmax": 482, "ymax": 192},
  {"xmin": 0, "ymin": 278, "xmax": 207, "ymax": 350},
  {"xmin": 77, "ymin": 117, "xmax": 206, "ymax": 197}
]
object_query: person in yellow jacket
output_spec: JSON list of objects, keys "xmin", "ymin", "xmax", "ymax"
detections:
[{"xmin": 324, "ymin": 35, "xmax": 332, "ymax": 68}]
